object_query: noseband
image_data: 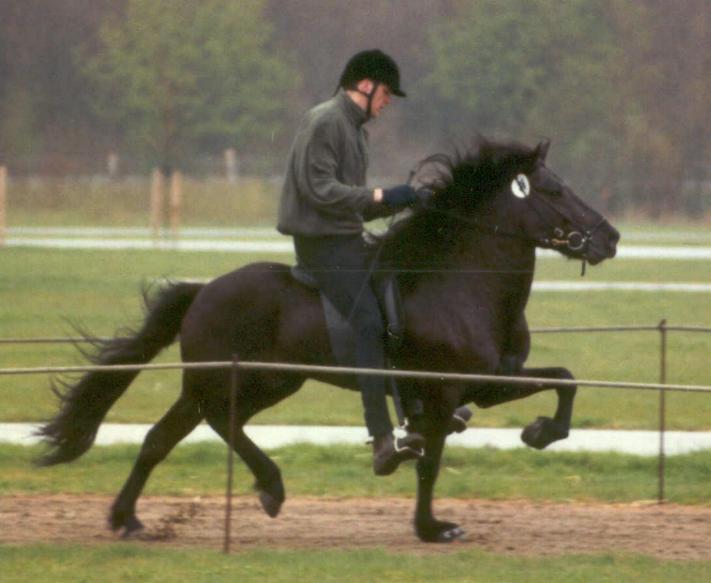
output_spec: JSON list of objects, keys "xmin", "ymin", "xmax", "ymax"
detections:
[{"xmin": 529, "ymin": 197, "xmax": 607, "ymax": 261}]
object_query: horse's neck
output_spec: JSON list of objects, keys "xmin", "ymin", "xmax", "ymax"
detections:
[
  {"xmin": 440, "ymin": 237, "xmax": 536, "ymax": 316},
  {"xmin": 458, "ymin": 235, "xmax": 535, "ymax": 283}
]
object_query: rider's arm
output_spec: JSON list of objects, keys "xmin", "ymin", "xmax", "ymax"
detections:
[{"xmin": 297, "ymin": 122, "xmax": 374, "ymax": 216}]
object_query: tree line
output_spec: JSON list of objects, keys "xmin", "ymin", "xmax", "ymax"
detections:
[{"xmin": 0, "ymin": 0, "xmax": 709, "ymax": 215}]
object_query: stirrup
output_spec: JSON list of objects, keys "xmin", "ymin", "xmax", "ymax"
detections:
[
  {"xmin": 394, "ymin": 434, "xmax": 425, "ymax": 457},
  {"xmin": 373, "ymin": 433, "xmax": 425, "ymax": 476}
]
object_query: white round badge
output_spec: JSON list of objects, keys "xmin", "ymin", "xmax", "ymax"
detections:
[{"xmin": 511, "ymin": 174, "xmax": 530, "ymax": 199}]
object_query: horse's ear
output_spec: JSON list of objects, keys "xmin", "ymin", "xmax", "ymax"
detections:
[{"xmin": 536, "ymin": 139, "xmax": 551, "ymax": 161}]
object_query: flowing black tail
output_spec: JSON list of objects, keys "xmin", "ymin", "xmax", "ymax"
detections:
[{"xmin": 35, "ymin": 282, "xmax": 204, "ymax": 466}]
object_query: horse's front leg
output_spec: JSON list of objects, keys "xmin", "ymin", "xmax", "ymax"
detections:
[
  {"xmin": 412, "ymin": 386, "xmax": 465, "ymax": 543},
  {"xmin": 519, "ymin": 367, "xmax": 577, "ymax": 449},
  {"xmin": 467, "ymin": 366, "xmax": 577, "ymax": 450}
]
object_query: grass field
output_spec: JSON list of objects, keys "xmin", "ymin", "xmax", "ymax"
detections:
[
  {"xmin": 1, "ymin": 240, "xmax": 710, "ymax": 429},
  {"xmin": 2, "ymin": 442, "xmax": 711, "ymax": 580},
  {"xmin": 3, "ymin": 442, "xmax": 711, "ymax": 503},
  {"xmin": 6, "ymin": 176, "xmax": 281, "ymax": 227},
  {"xmin": 2, "ymin": 544, "xmax": 711, "ymax": 583},
  {"xmin": 2, "ymin": 215, "xmax": 711, "ymax": 579}
]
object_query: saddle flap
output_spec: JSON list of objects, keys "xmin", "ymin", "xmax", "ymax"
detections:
[{"xmin": 290, "ymin": 264, "xmax": 405, "ymax": 366}]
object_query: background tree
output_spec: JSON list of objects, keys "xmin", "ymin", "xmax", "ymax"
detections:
[
  {"xmin": 0, "ymin": 0, "xmax": 117, "ymax": 173},
  {"xmin": 80, "ymin": 0, "xmax": 296, "ymax": 173},
  {"xmin": 423, "ymin": 0, "xmax": 626, "ymax": 205},
  {"xmin": 609, "ymin": 0, "xmax": 711, "ymax": 215},
  {"xmin": 0, "ymin": 0, "xmax": 708, "ymax": 216}
]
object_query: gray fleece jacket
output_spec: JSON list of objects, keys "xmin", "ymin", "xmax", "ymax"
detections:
[{"xmin": 277, "ymin": 91, "xmax": 381, "ymax": 236}]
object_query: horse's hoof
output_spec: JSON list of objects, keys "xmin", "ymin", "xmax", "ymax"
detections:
[
  {"xmin": 117, "ymin": 516, "xmax": 145, "ymax": 538},
  {"xmin": 435, "ymin": 526, "xmax": 466, "ymax": 543},
  {"xmin": 258, "ymin": 489, "xmax": 283, "ymax": 518},
  {"xmin": 447, "ymin": 406, "xmax": 473, "ymax": 434},
  {"xmin": 521, "ymin": 416, "xmax": 568, "ymax": 450},
  {"xmin": 109, "ymin": 508, "xmax": 144, "ymax": 534},
  {"xmin": 417, "ymin": 520, "xmax": 466, "ymax": 543}
]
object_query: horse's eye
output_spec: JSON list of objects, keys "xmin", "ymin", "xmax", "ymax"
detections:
[{"xmin": 511, "ymin": 174, "xmax": 530, "ymax": 199}]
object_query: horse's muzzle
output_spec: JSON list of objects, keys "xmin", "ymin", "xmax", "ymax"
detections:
[{"xmin": 585, "ymin": 220, "xmax": 620, "ymax": 265}]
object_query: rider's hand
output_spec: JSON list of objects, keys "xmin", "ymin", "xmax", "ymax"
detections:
[
  {"xmin": 381, "ymin": 184, "xmax": 419, "ymax": 208},
  {"xmin": 414, "ymin": 188, "xmax": 434, "ymax": 208}
]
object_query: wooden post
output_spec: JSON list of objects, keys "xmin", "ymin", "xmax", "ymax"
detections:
[
  {"xmin": 107, "ymin": 152, "xmax": 119, "ymax": 180},
  {"xmin": 169, "ymin": 170, "xmax": 182, "ymax": 239},
  {"xmin": 150, "ymin": 168, "xmax": 164, "ymax": 242},
  {"xmin": 224, "ymin": 355, "xmax": 239, "ymax": 554},
  {"xmin": 658, "ymin": 319, "xmax": 668, "ymax": 504},
  {"xmin": 0, "ymin": 165, "xmax": 7, "ymax": 246},
  {"xmin": 225, "ymin": 148, "xmax": 238, "ymax": 183}
]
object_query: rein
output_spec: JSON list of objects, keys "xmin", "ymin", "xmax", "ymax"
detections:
[{"xmin": 406, "ymin": 161, "xmax": 604, "ymax": 276}]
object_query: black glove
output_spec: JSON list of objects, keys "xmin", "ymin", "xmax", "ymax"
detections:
[
  {"xmin": 382, "ymin": 184, "xmax": 419, "ymax": 208},
  {"xmin": 414, "ymin": 188, "xmax": 434, "ymax": 208}
]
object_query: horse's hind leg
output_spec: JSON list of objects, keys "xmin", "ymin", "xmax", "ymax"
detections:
[
  {"xmin": 205, "ymin": 413, "xmax": 286, "ymax": 518},
  {"xmin": 202, "ymin": 372, "xmax": 304, "ymax": 519},
  {"xmin": 110, "ymin": 392, "xmax": 203, "ymax": 535},
  {"xmin": 469, "ymin": 366, "xmax": 577, "ymax": 449}
]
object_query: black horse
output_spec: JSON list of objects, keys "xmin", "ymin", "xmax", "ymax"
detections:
[{"xmin": 37, "ymin": 138, "xmax": 619, "ymax": 543}]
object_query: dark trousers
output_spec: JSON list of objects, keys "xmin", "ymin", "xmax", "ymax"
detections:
[{"xmin": 294, "ymin": 234, "xmax": 393, "ymax": 437}]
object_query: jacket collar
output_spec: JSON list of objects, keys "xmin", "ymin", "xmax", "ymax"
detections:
[{"xmin": 337, "ymin": 90, "xmax": 369, "ymax": 128}]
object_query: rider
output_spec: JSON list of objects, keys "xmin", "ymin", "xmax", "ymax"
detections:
[{"xmin": 277, "ymin": 49, "xmax": 428, "ymax": 475}]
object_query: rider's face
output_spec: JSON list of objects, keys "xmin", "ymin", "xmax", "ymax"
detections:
[
  {"xmin": 369, "ymin": 84, "xmax": 392, "ymax": 117},
  {"xmin": 355, "ymin": 79, "xmax": 392, "ymax": 117}
]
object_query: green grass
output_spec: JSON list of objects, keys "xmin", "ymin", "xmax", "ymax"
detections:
[
  {"xmin": 1, "ymin": 245, "xmax": 710, "ymax": 428},
  {"xmin": 2, "ymin": 544, "xmax": 710, "ymax": 583},
  {"xmin": 6, "ymin": 176, "xmax": 280, "ymax": 226},
  {"xmin": 3, "ymin": 443, "xmax": 711, "ymax": 504},
  {"xmin": 3, "ymin": 544, "xmax": 710, "ymax": 583}
]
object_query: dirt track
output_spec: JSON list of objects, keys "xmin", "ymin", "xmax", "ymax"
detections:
[{"xmin": 1, "ymin": 495, "xmax": 710, "ymax": 560}]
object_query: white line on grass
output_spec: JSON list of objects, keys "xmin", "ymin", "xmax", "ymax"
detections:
[
  {"xmin": 532, "ymin": 282, "xmax": 711, "ymax": 293},
  {"xmin": 3, "ymin": 422, "xmax": 711, "ymax": 455},
  {"xmin": 8, "ymin": 237, "xmax": 711, "ymax": 260},
  {"xmin": 167, "ymin": 277, "xmax": 711, "ymax": 293}
]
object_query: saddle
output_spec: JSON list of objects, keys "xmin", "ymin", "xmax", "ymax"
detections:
[{"xmin": 290, "ymin": 263, "xmax": 405, "ymax": 367}]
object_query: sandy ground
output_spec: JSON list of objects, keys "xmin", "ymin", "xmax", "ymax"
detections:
[{"xmin": 1, "ymin": 494, "xmax": 710, "ymax": 560}]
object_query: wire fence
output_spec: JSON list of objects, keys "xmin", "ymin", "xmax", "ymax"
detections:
[
  {"xmin": 2, "ymin": 323, "xmax": 710, "ymax": 345},
  {"xmin": 2, "ymin": 321, "xmax": 711, "ymax": 552}
]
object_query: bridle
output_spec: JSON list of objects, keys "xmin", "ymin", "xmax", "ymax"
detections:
[
  {"xmin": 406, "ymin": 161, "xmax": 608, "ymax": 275},
  {"xmin": 527, "ymin": 186, "xmax": 608, "ymax": 253}
]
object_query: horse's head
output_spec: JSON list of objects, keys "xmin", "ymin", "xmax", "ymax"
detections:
[{"xmin": 420, "ymin": 138, "xmax": 619, "ymax": 266}]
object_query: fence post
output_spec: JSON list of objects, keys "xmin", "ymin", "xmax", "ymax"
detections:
[
  {"xmin": 225, "ymin": 148, "xmax": 238, "ymax": 183},
  {"xmin": 0, "ymin": 165, "xmax": 7, "ymax": 246},
  {"xmin": 223, "ymin": 354, "xmax": 239, "ymax": 554},
  {"xmin": 169, "ymin": 171, "xmax": 182, "ymax": 239},
  {"xmin": 150, "ymin": 168, "xmax": 164, "ymax": 242},
  {"xmin": 107, "ymin": 152, "xmax": 119, "ymax": 180},
  {"xmin": 658, "ymin": 319, "xmax": 668, "ymax": 504}
]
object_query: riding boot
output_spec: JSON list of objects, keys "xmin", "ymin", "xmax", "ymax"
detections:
[{"xmin": 372, "ymin": 432, "xmax": 425, "ymax": 476}]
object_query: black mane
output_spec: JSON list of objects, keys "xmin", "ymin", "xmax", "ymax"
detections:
[{"xmin": 379, "ymin": 137, "xmax": 541, "ymax": 268}]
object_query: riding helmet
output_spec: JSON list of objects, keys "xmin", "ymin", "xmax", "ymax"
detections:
[{"xmin": 338, "ymin": 49, "xmax": 406, "ymax": 97}]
